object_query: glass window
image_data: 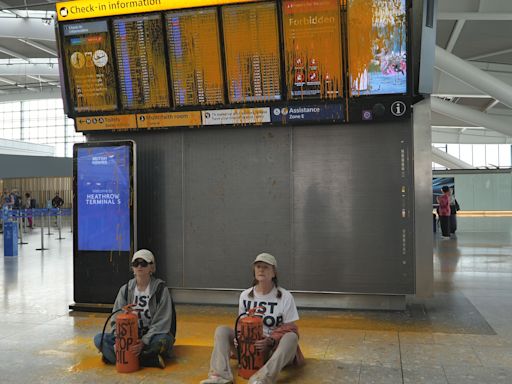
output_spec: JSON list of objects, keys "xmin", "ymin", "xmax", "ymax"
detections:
[
  {"xmin": 472, "ymin": 144, "xmax": 486, "ymax": 167},
  {"xmin": 486, "ymin": 144, "xmax": 499, "ymax": 168},
  {"xmin": 446, "ymin": 144, "xmax": 460, "ymax": 159},
  {"xmin": 499, "ymin": 145, "xmax": 512, "ymax": 167},
  {"xmin": 459, "ymin": 144, "xmax": 473, "ymax": 165},
  {"xmin": 0, "ymin": 98, "xmax": 83, "ymax": 157}
]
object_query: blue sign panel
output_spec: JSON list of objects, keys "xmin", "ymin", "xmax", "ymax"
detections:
[
  {"xmin": 270, "ymin": 103, "xmax": 344, "ymax": 124},
  {"xmin": 77, "ymin": 146, "xmax": 130, "ymax": 251}
]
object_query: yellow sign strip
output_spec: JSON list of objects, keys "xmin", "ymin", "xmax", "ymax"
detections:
[
  {"xmin": 76, "ymin": 114, "xmax": 137, "ymax": 131},
  {"xmin": 56, "ymin": 0, "xmax": 261, "ymax": 21},
  {"xmin": 457, "ymin": 211, "xmax": 512, "ymax": 218},
  {"xmin": 136, "ymin": 111, "xmax": 201, "ymax": 128}
]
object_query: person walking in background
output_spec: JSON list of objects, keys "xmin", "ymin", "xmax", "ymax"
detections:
[
  {"xmin": 437, "ymin": 186, "xmax": 451, "ymax": 239},
  {"xmin": 24, "ymin": 192, "xmax": 33, "ymax": 228},
  {"xmin": 51, "ymin": 192, "xmax": 64, "ymax": 209},
  {"xmin": 449, "ymin": 187, "xmax": 460, "ymax": 238},
  {"xmin": 51, "ymin": 192, "xmax": 64, "ymax": 226}
]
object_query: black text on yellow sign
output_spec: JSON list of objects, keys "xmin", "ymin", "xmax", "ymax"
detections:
[
  {"xmin": 56, "ymin": 0, "xmax": 260, "ymax": 21},
  {"xmin": 76, "ymin": 115, "xmax": 137, "ymax": 131},
  {"xmin": 136, "ymin": 112, "xmax": 201, "ymax": 128}
]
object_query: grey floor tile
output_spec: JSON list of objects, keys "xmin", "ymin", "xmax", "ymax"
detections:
[
  {"xmin": 402, "ymin": 366, "xmax": 448, "ymax": 384},
  {"xmin": 443, "ymin": 365, "xmax": 512, "ymax": 384},
  {"xmin": 473, "ymin": 345, "xmax": 512, "ymax": 368},
  {"xmin": 358, "ymin": 365, "xmax": 402, "ymax": 384}
]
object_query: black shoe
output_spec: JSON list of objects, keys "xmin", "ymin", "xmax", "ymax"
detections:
[
  {"xmin": 140, "ymin": 353, "xmax": 165, "ymax": 369},
  {"xmin": 101, "ymin": 355, "xmax": 114, "ymax": 365}
]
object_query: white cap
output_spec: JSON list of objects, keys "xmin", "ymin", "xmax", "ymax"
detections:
[
  {"xmin": 253, "ymin": 252, "xmax": 277, "ymax": 268},
  {"xmin": 132, "ymin": 249, "xmax": 155, "ymax": 264}
]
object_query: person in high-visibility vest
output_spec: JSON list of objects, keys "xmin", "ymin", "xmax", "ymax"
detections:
[
  {"xmin": 200, "ymin": 253, "xmax": 304, "ymax": 384},
  {"xmin": 93, "ymin": 249, "xmax": 176, "ymax": 369}
]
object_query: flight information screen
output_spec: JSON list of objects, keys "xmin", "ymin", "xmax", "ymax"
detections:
[
  {"xmin": 166, "ymin": 8, "xmax": 224, "ymax": 106},
  {"xmin": 76, "ymin": 145, "xmax": 131, "ymax": 251},
  {"xmin": 348, "ymin": 0, "xmax": 407, "ymax": 96},
  {"xmin": 222, "ymin": 2, "xmax": 281, "ymax": 103},
  {"xmin": 62, "ymin": 21, "xmax": 117, "ymax": 113},
  {"xmin": 282, "ymin": 0, "xmax": 343, "ymax": 99},
  {"xmin": 113, "ymin": 14, "xmax": 170, "ymax": 109}
]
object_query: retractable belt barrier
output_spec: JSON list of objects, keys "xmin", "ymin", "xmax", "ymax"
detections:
[{"xmin": 1, "ymin": 208, "xmax": 72, "ymax": 252}]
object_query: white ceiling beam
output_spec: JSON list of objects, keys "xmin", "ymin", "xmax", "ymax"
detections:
[
  {"xmin": 446, "ymin": 20, "xmax": 465, "ymax": 53},
  {"xmin": 0, "ymin": 63, "xmax": 58, "ymax": 76},
  {"xmin": 0, "ymin": 76, "xmax": 17, "ymax": 85},
  {"xmin": 483, "ymin": 99, "xmax": 500, "ymax": 112},
  {"xmin": 18, "ymin": 39, "xmax": 57, "ymax": 56},
  {"xmin": 26, "ymin": 74, "xmax": 59, "ymax": 86},
  {"xmin": 0, "ymin": 87, "xmax": 61, "ymax": 102},
  {"xmin": 0, "ymin": 18, "xmax": 55, "ymax": 41},
  {"xmin": 431, "ymin": 146, "xmax": 473, "ymax": 169},
  {"xmin": 437, "ymin": 12, "xmax": 512, "ymax": 20},
  {"xmin": 0, "ymin": 46, "xmax": 29, "ymax": 62},
  {"xmin": 432, "ymin": 128, "xmax": 512, "ymax": 144},
  {"xmin": 0, "ymin": 1, "xmax": 27, "ymax": 18},
  {"xmin": 467, "ymin": 48, "xmax": 512, "ymax": 61},
  {"xmin": 432, "ymin": 97, "xmax": 512, "ymax": 137},
  {"xmin": 435, "ymin": 46, "xmax": 512, "ymax": 108}
]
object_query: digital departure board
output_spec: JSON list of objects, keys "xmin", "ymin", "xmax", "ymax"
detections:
[
  {"xmin": 222, "ymin": 2, "xmax": 281, "ymax": 103},
  {"xmin": 282, "ymin": 0, "xmax": 343, "ymax": 99},
  {"xmin": 62, "ymin": 21, "xmax": 117, "ymax": 113},
  {"xmin": 113, "ymin": 14, "xmax": 170, "ymax": 110},
  {"xmin": 166, "ymin": 8, "xmax": 224, "ymax": 106},
  {"xmin": 348, "ymin": 0, "xmax": 407, "ymax": 96},
  {"xmin": 57, "ymin": 0, "xmax": 412, "ymax": 126}
]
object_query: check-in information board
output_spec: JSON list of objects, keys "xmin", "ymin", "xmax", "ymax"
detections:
[
  {"xmin": 56, "ymin": 0, "xmax": 410, "ymax": 130},
  {"xmin": 113, "ymin": 14, "xmax": 170, "ymax": 109},
  {"xmin": 62, "ymin": 21, "xmax": 117, "ymax": 113},
  {"xmin": 222, "ymin": 2, "xmax": 282, "ymax": 103},
  {"xmin": 166, "ymin": 8, "xmax": 225, "ymax": 106}
]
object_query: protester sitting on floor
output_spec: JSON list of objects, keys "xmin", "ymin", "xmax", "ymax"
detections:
[
  {"xmin": 200, "ymin": 252, "xmax": 304, "ymax": 384},
  {"xmin": 93, "ymin": 249, "xmax": 176, "ymax": 368}
]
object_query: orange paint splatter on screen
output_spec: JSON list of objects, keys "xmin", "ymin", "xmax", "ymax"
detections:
[
  {"xmin": 348, "ymin": 0, "xmax": 406, "ymax": 95},
  {"xmin": 282, "ymin": 0, "xmax": 343, "ymax": 99},
  {"xmin": 166, "ymin": 8, "xmax": 225, "ymax": 106},
  {"xmin": 347, "ymin": 0, "xmax": 375, "ymax": 95},
  {"xmin": 222, "ymin": 2, "xmax": 281, "ymax": 103}
]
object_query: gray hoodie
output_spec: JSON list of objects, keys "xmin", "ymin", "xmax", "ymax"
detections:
[{"xmin": 110, "ymin": 277, "xmax": 175, "ymax": 346}]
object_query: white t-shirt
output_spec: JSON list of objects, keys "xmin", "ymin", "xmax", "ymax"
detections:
[
  {"xmin": 239, "ymin": 286, "xmax": 299, "ymax": 336},
  {"xmin": 133, "ymin": 285, "xmax": 151, "ymax": 331}
]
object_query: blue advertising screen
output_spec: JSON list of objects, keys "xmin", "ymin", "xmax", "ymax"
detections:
[{"xmin": 77, "ymin": 145, "xmax": 131, "ymax": 251}]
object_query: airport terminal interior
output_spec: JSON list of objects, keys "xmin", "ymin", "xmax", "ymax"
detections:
[{"xmin": 1, "ymin": 0, "xmax": 512, "ymax": 383}]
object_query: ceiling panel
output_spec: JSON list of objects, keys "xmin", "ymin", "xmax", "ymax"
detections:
[
  {"xmin": 452, "ymin": 21, "xmax": 512, "ymax": 63},
  {"xmin": 436, "ymin": 20, "xmax": 457, "ymax": 49}
]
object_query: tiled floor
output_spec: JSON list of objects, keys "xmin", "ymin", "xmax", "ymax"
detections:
[{"xmin": 1, "ymin": 225, "xmax": 512, "ymax": 383}]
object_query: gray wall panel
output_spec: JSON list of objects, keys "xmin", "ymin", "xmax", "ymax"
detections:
[
  {"xmin": 292, "ymin": 123, "xmax": 414, "ymax": 293},
  {"xmin": 183, "ymin": 127, "xmax": 291, "ymax": 289},
  {"xmin": 0, "ymin": 154, "xmax": 71, "ymax": 178},
  {"xmin": 87, "ymin": 119, "xmax": 415, "ymax": 296}
]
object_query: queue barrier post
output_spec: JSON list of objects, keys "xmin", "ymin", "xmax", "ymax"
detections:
[
  {"xmin": 56, "ymin": 209, "xmax": 65, "ymax": 240},
  {"xmin": 36, "ymin": 209, "xmax": 48, "ymax": 251},
  {"xmin": 17, "ymin": 212, "xmax": 28, "ymax": 245}
]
